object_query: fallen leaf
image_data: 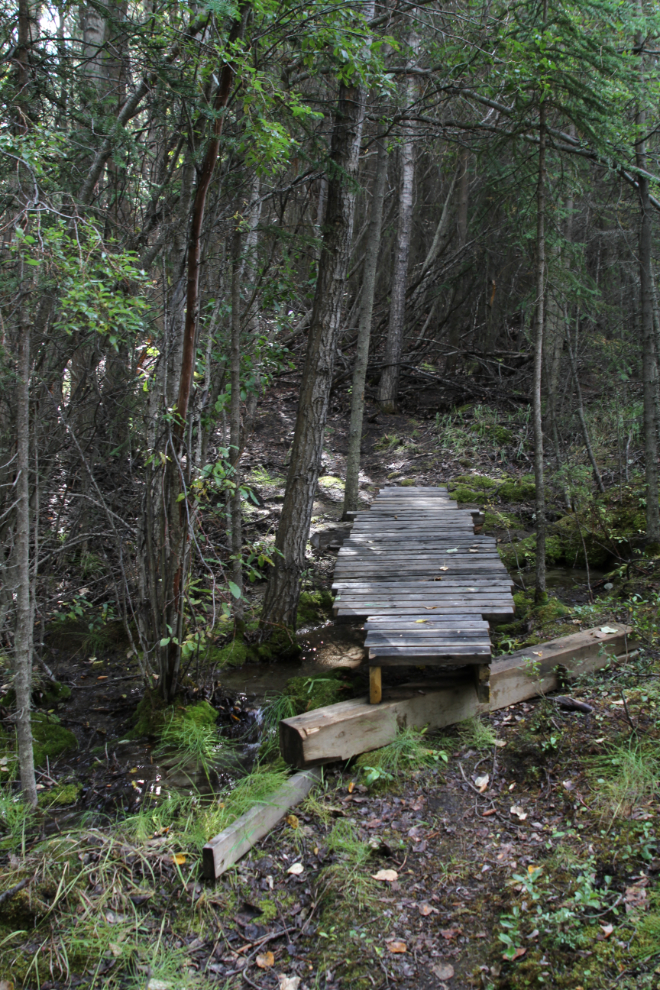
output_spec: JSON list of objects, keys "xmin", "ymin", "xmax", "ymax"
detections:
[
  {"xmin": 493, "ymin": 738, "xmax": 507, "ymax": 748},
  {"xmin": 278, "ymin": 977, "xmax": 301, "ymax": 990},
  {"xmin": 625, "ymin": 886, "xmax": 648, "ymax": 912},
  {"xmin": 366, "ymin": 818, "xmax": 382, "ymax": 828},
  {"xmin": 372, "ymin": 869, "xmax": 398, "ymax": 882},
  {"xmin": 0, "ymin": 982, "xmax": 15, "ymax": 990},
  {"xmin": 600, "ymin": 923, "xmax": 614, "ymax": 937},
  {"xmin": 286, "ymin": 814, "xmax": 299, "ymax": 830},
  {"xmin": 600, "ymin": 626, "xmax": 618, "ymax": 634},
  {"xmin": 348, "ymin": 781, "xmax": 355, "ymax": 794},
  {"xmin": 147, "ymin": 980, "xmax": 171, "ymax": 990},
  {"xmin": 439, "ymin": 566, "xmax": 449, "ymax": 571},
  {"xmin": 482, "ymin": 808, "xmax": 497, "ymax": 817},
  {"xmin": 415, "ymin": 619, "xmax": 428, "ymax": 623},
  {"xmin": 256, "ymin": 951, "xmax": 275, "ymax": 969},
  {"xmin": 510, "ymin": 805, "xmax": 528, "ymax": 820},
  {"xmin": 431, "ymin": 962, "xmax": 454, "ymax": 980},
  {"xmin": 532, "ymin": 651, "xmax": 543, "ymax": 657},
  {"xmin": 507, "ymin": 947, "xmax": 526, "ymax": 961},
  {"xmin": 105, "ymin": 910, "xmax": 128, "ymax": 924},
  {"xmin": 418, "ymin": 902, "xmax": 434, "ymax": 916},
  {"xmin": 386, "ymin": 939, "xmax": 407, "ymax": 953},
  {"xmin": 440, "ymin": 927, "xmax": 462, "ymax": 940},
  {"xmin": 474, "ymin": 773, "xmax": 489, "ymax": 793},
  {"xmin": 172, "ymin": 853, "xmax": 186, "ymax": 865},
  {"xmin": 287, "ymin": 862, "xmax": 304, "ymax": 875},
  {"xmin": 445, "ymin": 548, "xmax": 458, "ymax": 554},
  {"xmin": 562, "ymin": 780, "xmax": 574, "ymax": 791},
  {"xmin": 108, "ymin": 943, "xmax": 123, "ymax": 958}
]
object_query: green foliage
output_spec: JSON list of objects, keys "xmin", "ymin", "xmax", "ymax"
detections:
[
  {"xmin": 37, "ymin": 781, "xmax": 82, "ymax": 807},
  {"xmin": 457, "ymin": 716, "xmax": 499, "ymax": 751},
  {"xmin": 284, "ymin": 672, "xmax": 347, "ymax": 713},
  {"xmin": 249, "ymin": 465, "xmax": 286, "ymax": 488},
  {"xmin": 356, "ymin": 726, "xmax": 447, "ymax": 785},
  {"xmin": 318, "ymin": 475, "xmax": 345, "ymax": 490},
  {"xmin": 297, "ymin": 589, "xmax": 334, "ymax": 627},
  {"xmin": 319, "ymin": 819, "xmax": 377, "ymax": 912},
  {"xmin": 0, "ymin": 789, "xmax": 35, "ymax": 849},
  {"xmin": 31, "ymin": 713, "xmax": 78, "ymax": 766},
  {"xmin": 498, "ymin": 477, "xmax": 537, "ymax": 503},
  {"xmin": 591, "ymin": 740, "xmax": 660, "ymax": 821}
]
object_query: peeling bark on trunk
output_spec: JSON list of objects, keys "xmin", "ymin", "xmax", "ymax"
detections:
[
  {"xmin": 343, "ymin": 135, "xmax": 388, "ymax": 517},
  {"xmin": 259, "ymin": 79, "xmax": 369, "ymax": 634}
]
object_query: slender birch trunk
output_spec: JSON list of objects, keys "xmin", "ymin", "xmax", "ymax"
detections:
[
  {"xmin": 566, "ymin": 314, "xmax": 605, "ymax": 493},
  {"xmin": 259, "ymin": 73, "xmax": 370, "ymax": 635},
  {"xmin": 343, "ymin": 136, "xmax": 388, "ymax": 517},
  {"xmin": 533, "ymin": 98, "xmax": 547, "ymax": 603},
  {"xmin": 14, "ymin": 315, "xmax": 37, "ymax": 806},
  {"xmin": 378, "ymin": 35, "xmax": 418, "ymax": 412},
  {"xmin": 230, "ymin": 234, "xmax": 244, "ymax": 629}
]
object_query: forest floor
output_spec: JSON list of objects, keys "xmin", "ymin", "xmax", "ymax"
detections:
[{"xmin": 2, "ymin": 374, "xmax": 660, "ymax": 990}]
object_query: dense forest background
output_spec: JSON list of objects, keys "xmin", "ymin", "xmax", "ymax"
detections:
[{"xmin": 3, "ymin": 0, "xmax": 660, "ymax": 796}]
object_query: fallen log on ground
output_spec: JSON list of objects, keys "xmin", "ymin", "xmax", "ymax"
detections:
[
  {"xmin": 202, "ymin": 768, "xmax": 320, "ymax": 880},
  {"xmin": 279, "ymin": 625, "xmax": 635, "ymax": 768}
]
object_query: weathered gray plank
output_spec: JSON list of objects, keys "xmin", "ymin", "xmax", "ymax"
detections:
[{"xmin": 202, "ymin": 768, "xmax": 321, "ymax": 879}]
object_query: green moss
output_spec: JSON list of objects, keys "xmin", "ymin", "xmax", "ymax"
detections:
[
  {"xmin": 297, "ymin": 589, "xmax": 334, "ymax": 627},
  {"xmin": 284, "ymin": 672, "xmax": 346, "ymax": 712},
  {"xmin": 40, "ymin": 681, "xmax": 72, "ymax": 706},
  {"xmin": 129, "ymin": 691, "xmax": 167, "ymax": 738},
  {"xmin": 483, "ymin": 509, "xmax": 522, "ymax": 529},
  {"xmin": 473, "ymin": 423, "xmax": 514, "ymax": 445},
  {"xmin": 257, "ymin": 899, "xmax": 279, "ymax": 922},
  {"xmin": 398, "ymin": 478, "xmax": 415, "ymax": 487},
  {"xmin": 534, "ymin": 597, "xmax": 570, "ymax": 622},
  {"xmin": 513, "ymin": 590, "xmax": 534, "ymax": 619},
  {"xmin": 499, "ymin": 476, "xmax": 536, "ymax": 502},
  {"xmin": 38, "ymin": 781, "xmax": 81, "ymax": 807},
  {"xmin": 31, "ymin": 713, "xmax": 77, "ymax": 766},
  {"xmin": 211, "ymin": 639, "xmax": 254, "ymax": 668},
  {"xmin": 453, "ymin": 474, "xmax": 499, "ymax": 490},
  {"xmin": 252, "ymin": 626, "xmax": 302, "ymax": 661},
  {"xmin": 449, "ymin": 485, "xmax": 483, "ymax": 504},
  {"xmin": 318, "ymin": 475, "xmax": 344, "ymax": 489},
  {"xmin": 181, "ymin": 700, "xmax": 217, "ymax": 728}
]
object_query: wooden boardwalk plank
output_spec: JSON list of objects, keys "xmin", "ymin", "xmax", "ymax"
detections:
[{"xmin": 330, "ymin": 486, "xmax": 515, "ymax": 692}]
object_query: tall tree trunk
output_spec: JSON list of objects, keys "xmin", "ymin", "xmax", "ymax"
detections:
[
  {"xmin": 566, "ymin": 313, "xmax": 605, "ymax": 493},
  {"xmin": 343, "ymin": 135, "xmax": 388, "ymax": 518},
  {"xmin": 14, "ymin": 311, "xmax": 37, "ymax": 806},
  {"xmin": 159, "ymin": 12, "xmax": 245, "ymax": 699},
  {"xmin": 456, "ymin": 146, "xmax": 469, "ymax": 246},
  {"xmin": 533, "ymin": 98, "xmax": 547, "ymax": 603},
  {"xmin": 378, "ymin": 35, "xmax": 418, "ymax": 412},
  {"xmin": 230, "ymin": 233, "xmax": 244, "ymax": 629},
  {"xmin": 259, "ymin": 78, "xmax": 369, "ymax": 635},
  {"xmin": 635, "ymin": 18, "xmax": 660, "ymax": 543}
]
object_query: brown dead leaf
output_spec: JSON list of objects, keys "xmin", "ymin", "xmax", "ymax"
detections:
[
  {"xmin": 348, "ymin": 781, "xmax": 355, "ymax": 794},
  {"xmin": 172, "ymin": 853, "xmax": 186, "ymax": 866},
  {"xmin": 285, "ymin": 814, "xmax": 299, "ymax": 830},
  {"xmin": 287, "ymin": 862, "xmax": 304, "ymax": 875},
  {"xmin": 256, "ymin": 951, "xmax": 275, "ymax": 969},
  {"xmin": 386, "ymin": 940, "xmax": 407, "ymax": 954},
  {"xmin": 508, "ymin": 947, "xmax": 526, "ymax": 961},
  {"xmin": 510, "ymin": 805, "xmax": 527, "ymax": 820},
  {"xmin": 440, "ymin": 927, "xmax": 462, "ymax": 940},
  {"xmin": 418, "ymin": 902, "xmax": 435, "ymax": 916},
  {"xmin": 600, "ymin": 923, "xmax": 614, "ymax": 937},
  {"xmin": 430, "ymin": 962, "xmax": 454, "ymax": 980}
]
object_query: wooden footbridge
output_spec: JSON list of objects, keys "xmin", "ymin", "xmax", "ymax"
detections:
[{"xmin": 332, "ymin": 486, "xmax": 515, "ymax": 703}]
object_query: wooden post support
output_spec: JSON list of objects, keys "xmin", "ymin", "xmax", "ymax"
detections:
[
  {"xmin": 474, "ymin": 663, "xmax": 490, "ymax": 704},
  {"xmin": 202, "ymin": 768, "xmax": 321, "ymax": 880},
  {"xmin": 369, "ymin": 666, "xmax": 382, "ymax": 704}
]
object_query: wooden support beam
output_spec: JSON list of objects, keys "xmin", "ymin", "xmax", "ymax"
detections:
[
  {"xmin": 202, "ymin": 768, "xmax": 321, "ymax": 880},
  {"xmin": 369, "ymin": 666, "xmax": 382, "ymax": 704},
  {"xmin": 279, "ymin": 625, "xmax": 635, "ymax": 768}
]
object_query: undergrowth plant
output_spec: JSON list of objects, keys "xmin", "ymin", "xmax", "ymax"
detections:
[
  {"xmin": 317, "ymin": 819, "xmax": 378, "ymax": 913},
  {"xmin": 356, "ymin": 726, "xmax": 447, "ymax": 787},
  {"xmin": 590, "ymin": 739, "xmax": 660, "ymax": 822}
]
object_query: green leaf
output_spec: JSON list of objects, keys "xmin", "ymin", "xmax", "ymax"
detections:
[{"xmin": 228, "ymin": 581, "xmax": 242, "ymax": 599}]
